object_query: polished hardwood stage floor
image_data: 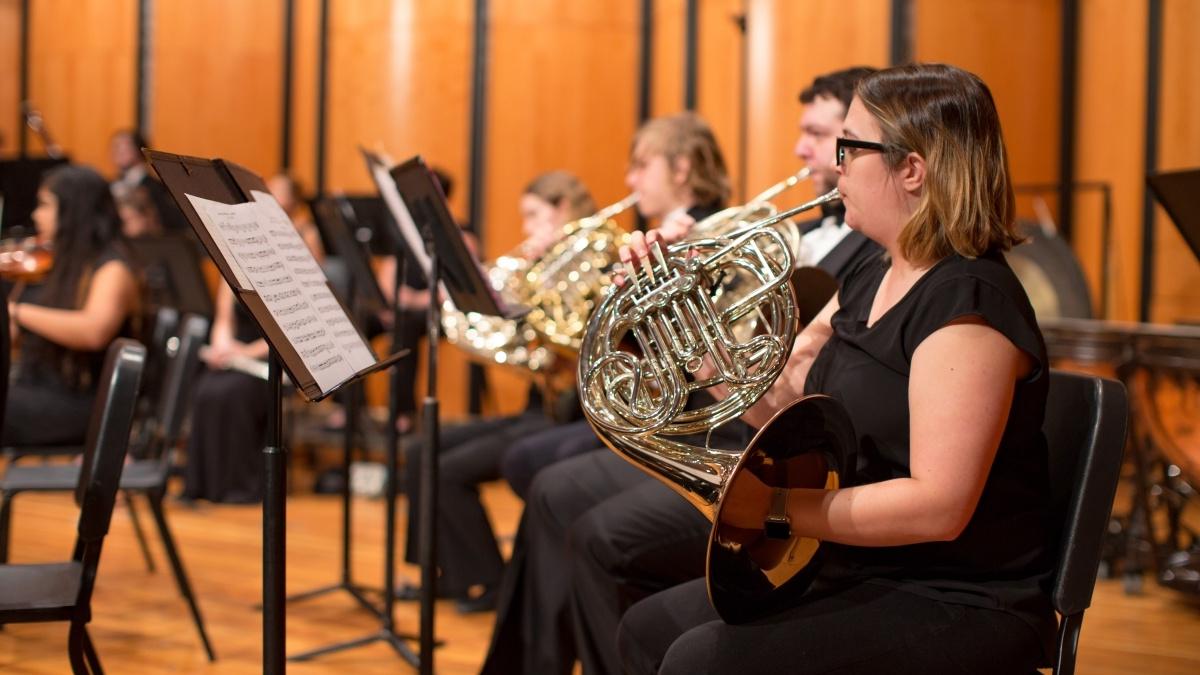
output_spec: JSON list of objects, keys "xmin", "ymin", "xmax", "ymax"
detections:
[{"xmin": 1, "ymin": 476, "xmax": 1199, "ymax": 673}]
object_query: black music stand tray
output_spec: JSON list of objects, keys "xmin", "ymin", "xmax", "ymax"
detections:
[
  {"xmin": 147, "ymin": 151, "xmax": 409, "ymax": 674},
  {"xmin": 128, "ymin": 234, "xmax": 216, "ymax": 319},
  {"xmin": 1148, "ymin": 168, "xmax": 1200, "ymax": 267}
]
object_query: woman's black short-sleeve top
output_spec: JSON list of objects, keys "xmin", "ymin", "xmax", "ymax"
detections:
[{"xmin": 804, "ymin": 250, "xmax": 1056, "ymax": 650}]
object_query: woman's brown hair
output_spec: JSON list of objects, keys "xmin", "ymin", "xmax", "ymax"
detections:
[
  {"xmin": 856, "ymin": 63, "xmax": 1020, "ymax": 265},
  {"xmin": 523, "ymin": 171, "xmax": 596, "ymax": 221},
  {"xmin": 631, "ymin": 112, "xmax": 730, "ymax": 208}
]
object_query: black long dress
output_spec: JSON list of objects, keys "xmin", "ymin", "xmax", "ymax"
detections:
[
  {"xmin": 182, "ymin": 302, "xmax": 268, "ymax": 503},
  {"xmin": 2, "ymin": 249, "xmax": 137, "ymax": 447}
]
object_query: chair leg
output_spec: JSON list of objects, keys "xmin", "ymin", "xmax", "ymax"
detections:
[
  {"xmin": 146, "ymin": 491, "xmax": 217, "ymax": 661},
  {"xmin": 1056, "ymin": 612, "xmax": 1082, "ymax": 675},
  {"xmin": 0, "ymin": 492, "xmax": 14, "ymax": 564},
  {"xmin": 81, "ymin": 625, "xmax": 104, "ymax": 675},
  {"xmin": 121, "ymin": 491, "xmax": 157, "ymax": 573},
  {"xmin": 65, "ymin": 624, "xmax": 105, "ymax": 675}
]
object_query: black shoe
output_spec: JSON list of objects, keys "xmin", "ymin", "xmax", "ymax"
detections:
[
  {"xmin": 394, "ymin": 582, "xmax": 423, "ymax": 601},
  {"xmin": 394, "ymin": 582, "xmax": 452, "ymax": 601},
  {"xmin": 455, "ymin": 587, "xmax": 497, "ymax": 614}
]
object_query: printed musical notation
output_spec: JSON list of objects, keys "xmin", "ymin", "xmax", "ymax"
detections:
[{"xmin": 185, "ymin": 191, "xmax": 378, "ymax": 394}]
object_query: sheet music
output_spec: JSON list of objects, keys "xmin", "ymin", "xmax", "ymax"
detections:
[
  {"xmin": 185, "ymin": 192, "xmax": 376, "ymax": 393},
  {"xmin": 368, "ymin": 156, "xmax": 433, "ymax": 278},
  {"xmin": 250, "ymin": 191, "xmax": 378, "ymax": 373}
]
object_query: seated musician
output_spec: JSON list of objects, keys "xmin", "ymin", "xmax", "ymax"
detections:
[
  {"xmin": 618, "ymin": 63, "xmax": 1054, "ymax": 674},
  {"xmin": 181, "ymin": 174, "xmax": 324, "ymax": 503},
  {"xmin": 4, "ymin": 165, "xmax": 141, "ymax": 447},
  {"xmin": 397, "ymin": 170, "xmax": 595, "ymax": 614},
  {"xmin": 481, "ymin": 111, "xmax": 733, "ymax": 674},
  {"xmin": 483, "ymin": 68, "xmax": 887, "ymax": 675},
  {"xmin": 498, "ymin": 111, "xmax": 733, "ymax": 500}
]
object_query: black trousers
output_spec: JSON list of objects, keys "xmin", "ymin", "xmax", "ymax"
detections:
[
  {"xmin": 567, "ymin": 453, "xmax": 710, "ymax": 675},
  {"xmin": 183, "ymin": 369, "xmax": 268, "ymax": 503},
  {"xmin": 402, "ymin": 411, "xmax": 551, "ymax": 597},
  {"xmin": 482, "ymin": 448, "xmax": 645, "ymax": 675},
  {"xmin": 499, "ymin": 419, "xmax": 600, "ymax": 499},
  {"xmin": 619, "ymin": 578, "xmax": 1047, "ymax": 675},
  {"xmin": 481, "ymin": 450, "xmax": 709, "ymax": 675}
]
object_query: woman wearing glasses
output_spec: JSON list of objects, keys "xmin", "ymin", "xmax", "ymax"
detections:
[{"xmin": 617, "ymin": 63, "xmax": 1054, "ymax": 674}]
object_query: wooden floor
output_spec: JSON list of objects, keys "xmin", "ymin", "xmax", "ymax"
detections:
[{"xmin": 2, "ymin": 476, "xmax": 1199, "ymax": 674}]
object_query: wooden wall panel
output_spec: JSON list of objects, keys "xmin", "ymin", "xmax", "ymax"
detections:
[
  {"xmin": 484, "ymin": 0, "xmax": 638, "ymax": 257},
  {"xmin": 0, "ymin": 0, "xmax": 18, "ymax": 158},
  {"xmin": 323, "ymin": 0, "xmax": 474, "ymax": 417},
  {"xmin": 1075, "ymin": 0, "xmax": 1147, "ymax": 321},
  {"xmin": 1150, "ymin": 0, "xmax": 1200, "ymax": 323},
  {"xmin": 288, "ymin": 0, "xmax": 320, "ymax": 192},
  {"xmin": 651, "ymin": 0, "xmax": 686, "ymax": 118},
  {"xmin": 479, "ymin": 0, "xmax": 639, "ymax": 415},
  {"xmin": 696, "ymin": 0, "xmax": 746, "ymax": 202},
  {"xmin": 744, "ymin": 0, "xmax": 890, "ymax": 206},
  {"xmin": 913, "ymin": 0, "xmax": 1062, "ymax": 222},
  {"xmin": 150, "ymin": 0, "xmax": 284, "ymax": 178},
  {"xmin": 26, "ymin": 0, "xmax": 137, "ymax": 173},
  {"xmin": 324, "ymin": 1, "xmax": 472, "ymax": 207}
]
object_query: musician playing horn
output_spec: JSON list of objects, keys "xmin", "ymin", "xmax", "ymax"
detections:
[
  {"xmin": 619, "ymin": 63, "xmax": 1053, "ymax": 675},
  {"xmin": 566, "ymin": 66, "xmax": 883, "ymax": 675}
]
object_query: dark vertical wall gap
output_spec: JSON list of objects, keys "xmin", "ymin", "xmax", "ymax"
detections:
[
  {"xmin": 683, "ymin": 0, "xmax": 698, "ymax": 110},
  {"xmin": 135, "ymin": 0, "xmax": 150, "ymax": 138},
  {"xmin": 18, "ymin": 0, "xmax": 30, "ymax": 156},
  {"xmin": 466, "ymin": 0, "xmax": 490, "ymax": 414},
  {"xmin": 635, "ymin": 0, "xmax": 653, "ymax": 231},
  {"xmin": 1058, "ymin": 0, "xmax": 1079, "ymax": 243},
  {"xmin": 280, "ymin": 0, "xmax": 295, "ymax": 171},
  {"xmin": 314, "ymin": 0, "xmax": 330, "ymax": 195},
  {"xmin": 889, "ymin": 0, "xmax": 912, "ymax": 65},
  {"xmin": 1139, "ymin": 0, "xmax": 1163, "ymax": 322},
  {"xmin": 735, "ymin": 10, "xmax": 748, "ymax": 202}
]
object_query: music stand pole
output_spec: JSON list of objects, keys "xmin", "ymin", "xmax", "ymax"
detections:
[
  {"xmin": 282, "ymin": 273, "xmax": 380, "ymax": 616},
  {"xmin": 287, "ymin": 256, "xmax": 420, "ymax": 666},
  {"xmin": 264, "ymin": 348, "xmax": 286, "ymax": 675},
  {"xmin": 418, "ymin": 227, "xmax": 440, "ymax": 675}
]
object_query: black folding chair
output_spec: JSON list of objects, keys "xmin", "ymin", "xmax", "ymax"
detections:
[
  {"xmin": 0, "ymin": 306, "xmax": 183, "ymax": 570},
  {"xmin": 1043, "ymin": 370, "xmax": 1129, "ymax": 674},
  {"xmin": 0, "ymin": 339, "xmax": 146, "ymax": 674},
  {"xmin": 0, "ymin": 316, "xmax": 216, "ymax": 661}
]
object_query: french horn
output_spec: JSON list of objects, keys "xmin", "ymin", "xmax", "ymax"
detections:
[
  {"xmin": 521, "ymin": 194, "xmax": 639, "ymax": 353},
  {"xmin": 441, "ymin": 249, "xmax": 556, "ymax": 373},
  {"xmin": 684, "ymin": 167, "xmax": 811, "ymax": 255},
  {"xmin": 578, "ymin": 188, "xmax": 857, "ymax": 623}
]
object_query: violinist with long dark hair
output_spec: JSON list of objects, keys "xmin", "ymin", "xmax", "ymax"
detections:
[{"xmin": 5, "ymin": 164, "xmax": 141, "ymax": 447}]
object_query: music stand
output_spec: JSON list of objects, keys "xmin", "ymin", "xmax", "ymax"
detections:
[
  {"xmin": 1148, "ymin": 168, "xmax": 1200, "ymax": 266},
  {"xmin": 278, "ymin": 196, "xmax": 391, "ymax": 639},
  {"xmin": 128, "ymin": 234, "xmax": 216, "ymax": 319},
  {"xmin": 146, "ymin": 150, "xmax": 410, "ymax": 674},
  {"xmin": 386, "ymin": 155, "xmax": 516, "ymax": 675},
  {"xmin": 0, "ymin": 157, "xmax": 67, "ymax": 237}
]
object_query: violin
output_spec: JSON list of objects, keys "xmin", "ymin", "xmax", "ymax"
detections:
[{"xmin": 0, "ymin": 237, "xmax": 54, "ymax": 285}]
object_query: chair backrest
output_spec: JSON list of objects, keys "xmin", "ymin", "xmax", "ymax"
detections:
[
  {"xmin": 1042, "ymin": 370, "xmax": 1129, "ymax": 672},
  {"xmin": 143, "ymin": 306, "xmax": 181, "ymax": 404},
  {"xmin": 74, "ymin": 339, "xmax": 147, "ymax": 541},
  {"xmin": 155, "ymin": 314, "xmax": 209, "ymax": 449}
]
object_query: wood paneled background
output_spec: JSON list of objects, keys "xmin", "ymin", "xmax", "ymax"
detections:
[{"xmin": 2, "ymin": 0, "xmax": 1198, "ymax": 416}]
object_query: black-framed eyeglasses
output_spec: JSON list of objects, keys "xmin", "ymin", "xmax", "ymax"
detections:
[{"xmin": 836, "ymin": 137, "xmax": 894, "ymax": 166}]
